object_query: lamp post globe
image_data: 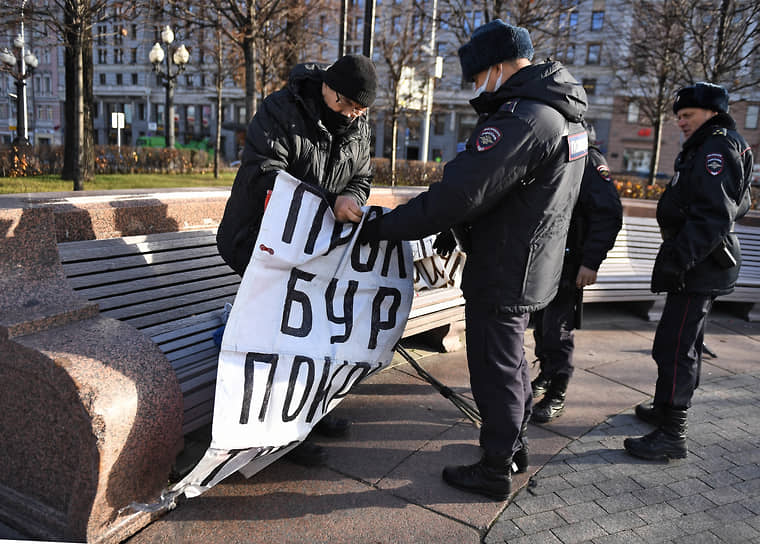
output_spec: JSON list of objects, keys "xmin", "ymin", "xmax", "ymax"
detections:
[{"xmin": 149, "ymin": 25, "xmax": 188, "ymax": 149}]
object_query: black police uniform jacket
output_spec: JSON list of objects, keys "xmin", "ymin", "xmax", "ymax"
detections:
[
  {"xmin": 652, "ymin": 113, "xmax": 753, "ymax": 296},
  {"xmin": 366, "ymin": 61, "xmax": 588, "ymax": 313},
  {"xmin": 217, "ymin": 63, "xmax": 373, "ymax": 276},
  {"xmin": 561, "ymin": 145, "xmax": 622, "ymax": 286}
]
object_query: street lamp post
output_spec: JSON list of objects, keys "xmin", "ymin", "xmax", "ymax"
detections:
[
  {"xmin": 0, "ymin": 33, "xmax": 38, "ymax": 146},
  {"xmin": 149, "ymin": 25, "xmax": 189, "ymax": 149}
]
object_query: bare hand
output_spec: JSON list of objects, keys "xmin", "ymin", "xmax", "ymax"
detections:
[
  {"xmin": 334, "ymin": 195, "xmax": 363, "ymax": 223},
  {"xmin": 576, "ymin": 265, "xmax": 597, "ymax": 288}
]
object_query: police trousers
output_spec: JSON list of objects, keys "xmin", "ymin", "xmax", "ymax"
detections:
[
  {"xmin": 652, "ymin": 292, "xmax": 714, "ymax": 408},
  {"xmin": 465, "ymin": 302, "xmax": 532, "ymax": 457},
  {"xmin": 532, "ymin": 285, "xmax": 577, "ymax": 378}
]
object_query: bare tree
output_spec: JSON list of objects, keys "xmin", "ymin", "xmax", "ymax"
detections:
[
  {"xmin": 610, "ymin": 0, "xmax": 691, "ymax": 185},
  {"xmin": 375, "ymin": 0, "xmax": 433, "ymax": 183},
  {"xmin": 439, "ymin": 0, "xmax": 578, "ymax": 56},
  {"xmin": 0, "ymin": 0, "xmax": 139, "ymax": 188},
  {"xmin": 679, "ymin": 0, "xmax": 760, "ymax": 92}
]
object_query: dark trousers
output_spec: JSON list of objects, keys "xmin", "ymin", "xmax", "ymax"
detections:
[
  {"xmin": 652, "ymin": 292, "xmax": 714, "ymax": 408},
  {"xmin": 533, "ymin": 285, "xmax": 576, "ymax": 378},
  {"xmin": 465, "ymin": 302, "xmax": 531, "ymax": 457}
]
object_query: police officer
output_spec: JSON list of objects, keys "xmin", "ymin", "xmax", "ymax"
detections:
[
  {"xmin": 359, "ymin": 20, "xmax": 587, "ymax": 499},
  {"xmin": 624, "ymin": 82, "xmax": 753, "ymax": 461},
  {"xmin": 531, "ymin": 124, "xmax": 622, "ymax": 423}
]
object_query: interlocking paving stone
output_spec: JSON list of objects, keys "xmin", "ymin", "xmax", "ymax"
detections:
[
  {"xmin": 632, "ymin": 519, "xmax": 687, "ymax": 542},
  {"xmin": 512, "ymin": 510, "xmax": 568, "ymax": 534},
  {"xmin": 700, "ymin": 484, "xmax": 746, "ymax": 505},
  {"xmin": 667, "ymin": 493, "xmax": 718, "ymax": 514},
  {"xmin": 482, "ymin": 519, "xmax": 524, "ymax": 543},
  {"xmin": 594, "ymin": 510, "xmax": 648, "ymax": 533},
  {"xmin": 594, "ymin": 476, "xmax": 644, "ymax": 496},
  {"xmin": 556, "ymin": 484, "xmax": 606, "ymax": 506},
  {"xmin": 551, "ymin": 519, "xmax": 608, "ymax": 544},
  {"xmin": 595, "ymin": 492, "xmax": 647, "ymax": 514},
  {"xmin": 509, "ymin": 530, "xmax": 563, "ymax": 544},
  {"xmin": 633, "ymin": 502, "xmax": 682, "ymax": 524},
  {"xmin": 666, "ymin": 477, "xmax": 714, "ymax": 497},
  {"xmin": 555, "ymin": 500, "xmax": 608, "ymax": 523},
  {"xmin": 708, "ymin": 520, "xmax": 760, "ymax": 541},
  {"xmin": 590, "ymin": 530, "xmax": 648, "ymax": 544},
  {"xmin": 514, "ymin": 492, "xmax": 568, "ymax": 515},
  {"xmin": 706, "ymin": 501, "xmax": 755, "ymax": 522}
]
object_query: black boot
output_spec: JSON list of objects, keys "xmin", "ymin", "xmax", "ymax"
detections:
[
  {"xmin": 634, "ymin": 401, "xmax": 664, "ymax": 426},
  {"xmin": 313, "ymin": 414, "xmax": 352, "ymax": 437},
  {"xmin": 624, "ymin": 406, "xmax": 687, "ymax": 461},
  {"xmin": 531, "ymin": 375, "xmax": 569, "ymax": 423},
  {"xmin": 531, "ymin": 372, "xmax": 551, "ymax": 398},
  {"xmin": 442, "ymin": 453, "xmax": 512, "ymax": 500},
  {"xmin": 512, "ymin": 420, "xmax": 529, "ymax": 473},
  {"xmin": 283, "ymin": 440, "xmax": 328, "ymax": 467}
]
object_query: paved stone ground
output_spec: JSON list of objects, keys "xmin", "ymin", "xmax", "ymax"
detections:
[
  {"xmin": 487, "ymin": 371, "xmax": 760, "ymax": 544},
  {"xmin": 2, "ymin": 302, "xmax": 758, "ymax": 543}
]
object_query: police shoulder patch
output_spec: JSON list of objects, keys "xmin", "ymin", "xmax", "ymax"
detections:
[
  {"xmin": 476, "ymin": 127, "xmax": 502, "ymax": 152},
  {"xmin": 706, "ymin": 153, "xmax": 724, "ymax": 176},
  {"xmin": 596, "ymin": 164, "xmax": 612, "ymax": 182},
  {"xmin": 712, "ymin": 127, "xmax": 727, "ymax": 137},
  {"xmin": 502, "ymin": 99, "xmax": 519, "ymax": 113}
]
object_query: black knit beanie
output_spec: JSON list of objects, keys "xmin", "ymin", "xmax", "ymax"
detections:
[
  {"xmin": 323, "ymin": 54, "xmax": 377, "ymax": 107},
  {"xmin": 673, "ymin": 82, "xmax": 729, "ymax": 114},
  {"xmin": 458, "ymin": 19, "xmax": 534, "ymax": 82}
]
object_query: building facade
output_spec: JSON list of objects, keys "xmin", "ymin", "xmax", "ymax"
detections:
[{"xmin": 1, "ymin": 0, "xmax": 757, "ymax": 176}]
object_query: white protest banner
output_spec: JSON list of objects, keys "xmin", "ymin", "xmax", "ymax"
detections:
[{"xmin": 132, "ymin": 171, "xmax": 414, "ymax": 508}]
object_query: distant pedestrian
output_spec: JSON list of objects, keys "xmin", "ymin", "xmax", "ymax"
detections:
[
  {"xmin": 531, "ymin": 123, "xmax": 622, "ymax": 423},
  {"xmin": 624, "ymin": 82, "xmax": 753, "ymax": 461}
]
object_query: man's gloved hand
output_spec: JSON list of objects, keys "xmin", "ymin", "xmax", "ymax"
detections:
[
  {"xmin": 651, "ymin": 243, "xmax": 685, "ymax": 293},
  {"xmin": 357, "ymin": 217, "xmax": 383, "ymax": 245},
  {"xmin": 433, "ymin": 230, "xmax": 457, "ymax": 257}
]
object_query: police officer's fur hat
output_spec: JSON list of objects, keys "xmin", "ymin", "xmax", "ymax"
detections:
[
  {"xmin": 458, "ymin": 19, "xmax": 534, "ymax": 82},
  {"xmin": 673, "ymin": 82, "xmax": 729, "ymax": 114}
]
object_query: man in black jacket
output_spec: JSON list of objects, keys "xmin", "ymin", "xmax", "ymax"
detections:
[
  {"xmin": 624, "ymin": 82, "xmax": 753, "ymax": 461},
  {"xmin": 531, "ymin": 126, "xmax": 622, "ymax": 423},
  {"xmin": 217, "ymin": 54, "xmax": 376, "ymax": 276},
  {"xmin": 216, "ymin": 54, "xmax": 377, "ymax": 466},
  {"xmin": 360, "ymin": 20, "xmax": 587, "ymax": 499}
]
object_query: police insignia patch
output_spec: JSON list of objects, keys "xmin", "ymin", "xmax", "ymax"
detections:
[
  {"xmin": 712, "ymin": 127, "xmax": 727, "ymax": 136},
  {"xmin": 706, "ymin": 153, "xmax": 723, "ymax": 176},
  {"xmin": 476, "ymin": 127, "xmax": 502, "ymax": 151},
  {"xmin": 596, "ymin": 164, "xmax": 612, "ymax": 182}
]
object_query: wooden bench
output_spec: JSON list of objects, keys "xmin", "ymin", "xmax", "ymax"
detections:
[
  {"xmin": 58, "ymin": 230, "xmax": 465, "ymax": 435},
  {"xmin": 583, "ymin": 216, "xmax": 665, "ymax": 320},
  {"xmin": 583, "ymin": 215, "xmax": 760, "ymax": 322}
]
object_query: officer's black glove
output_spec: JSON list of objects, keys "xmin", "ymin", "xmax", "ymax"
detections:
[
  {"xmin": 357, "ymin": 217, "xmax": 383, "ymax": 245},
  {"xmin": 433, "ymin": 230, "xmax": 457, "ymax": 257},
  {"xmin": 651, "ymin": 243, "xmax": 685, "ymax": 293}
]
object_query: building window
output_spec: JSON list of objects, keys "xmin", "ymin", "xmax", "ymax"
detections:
[
  {"xmin": 99, "ymin": 73, "xmax": 106, "ymax": 85},
  {"xmin": 433, "ymin": 113, "xmax": 447, "ymax": 135},
  {"xmin": 586, "ymin": 43, "xmax": 601, "ymax": 65},
  {"xmin": 138, "ymin": 102, "xmax": 145, "ymax": 121},
  {"xmin": 559, "ymin": 11, "xmax": 578, "ymax": 32},
  {"xmin": 97, "ymin": 48, "xmax": 107, "ymax": 64},
  {"xmin": 583, "ymin": 78, "xmax": 597, "ymax": 95},
  {"xmin": 591, "ymin": 11, "xmax": 604, "ymax": 31},
  {"xmin": 114, "ymin": 48, "xmax": 123, "ymax": 64},
  {"xmin": 131, "ymin": 48, "xmax": 137, "ymax": 64},
  {"xmin": 565, "ymin": 44, "xmax": 575, "ymax": 64},
  {"xmin": 116, "ymin": 73, "xmax": 123, "ymax": 85},
  {"xmin": 131, "ymin": 24, "xmax": 138, "ymax": 39},
  {"xmin": 185, "ymin": 74, "xmax": 193, "ymax": 87},
  {"xmin": 746, "ymin": 105, "xmax": 759, "ymax": 130},
  {"xmin": 132, "ymin": 73, "xmax": 138, "ymax": 85},
  {"xmin": 627, "ymin": 101, "xmax": 639, "ymax": 123}
]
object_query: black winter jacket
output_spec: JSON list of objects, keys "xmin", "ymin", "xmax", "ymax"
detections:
[
  {"xmin": 561, "ymin": 145, "xmax": 622, "ymax": 286},
  {"xmin": 217, "ymin": 63, "xmax": 373, "ymax": 276},
  {"xmin": 652, "ymin": 113, "xmax": 753, "ymax": 296},
  {"xmin": 364, "ymin": 61, "xmax": 588, "ymax": 313}
]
